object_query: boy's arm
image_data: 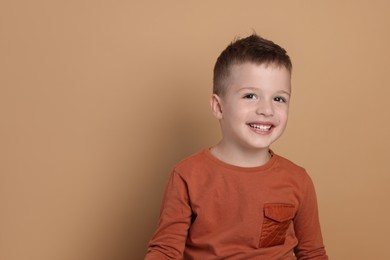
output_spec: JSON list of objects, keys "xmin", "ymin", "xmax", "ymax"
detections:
[
  {"xmin": 293, "ymin": 174, "xmax": 328, "ymax": 260},
  {"xmin": 145, "ymin": 170, "xmax": 192, "ymax": 260}
]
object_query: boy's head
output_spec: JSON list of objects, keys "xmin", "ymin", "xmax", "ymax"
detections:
[
  {"xmin": 213, "ymin": 34, "xmax": 292, "ymax": 96},
  {"xmin": 210, "ymin": 34, "xmax": 292, "ymax": 157}
]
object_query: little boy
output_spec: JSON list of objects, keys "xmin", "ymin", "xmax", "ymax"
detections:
[{"xmin": 145, "ymin": 34, "xmax": 328, "ymax": 259}]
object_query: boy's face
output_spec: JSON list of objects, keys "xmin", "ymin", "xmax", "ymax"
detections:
[{"xmin": 211, "ymin": 62, "xmax": 291, "ymax": 153}]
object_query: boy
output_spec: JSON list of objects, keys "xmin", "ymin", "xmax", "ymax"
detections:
[{"xmin": 145, "ymin": 34, "xmax": 328, "ymax": 259}]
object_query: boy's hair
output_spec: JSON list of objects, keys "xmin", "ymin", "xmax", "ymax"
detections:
[{"xmin": 213, "ymin": 34, "xmax": 292, "ymax": 96}]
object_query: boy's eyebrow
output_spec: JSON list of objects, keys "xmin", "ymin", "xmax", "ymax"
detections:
[
  {"xmin": 238, "ymin": 87, "xmax": 291, "ymax": 96},
  {"xmin": 237, "ymin": 87, "xmax": 260, "ymax": 93},
  {"xmin": 238, "ymin": 87, "xmax": 256, "ymax": 91},
  {"xmin": 276, "ymin": 90, "xmax": 291, "ymax": 96}
]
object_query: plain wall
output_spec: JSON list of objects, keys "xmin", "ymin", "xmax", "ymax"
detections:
[{"xmin": 1, "ymin": 1, "xmax": 390, "ymax": 259}]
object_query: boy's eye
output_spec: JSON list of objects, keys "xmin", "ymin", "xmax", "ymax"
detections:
[
  {"xmin": 243, "ymin": 94, "xmax": 257, "ymax": 99},
  {"xmin": 274, "ymin": 96, "xmax": 286, "ymax": 103}
]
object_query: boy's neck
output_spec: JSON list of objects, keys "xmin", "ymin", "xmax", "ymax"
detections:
[{"xmin": 210, "ymin": 142, "xmax": 272, "ymax": 168}]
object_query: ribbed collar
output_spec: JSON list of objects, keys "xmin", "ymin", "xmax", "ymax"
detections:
[{"xmin": 202, "ymin": 148, "xmax": 279, "ymax": 173}]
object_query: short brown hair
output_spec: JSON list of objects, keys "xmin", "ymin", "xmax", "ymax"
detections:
[{"xmin": 213, "ymin": 34, "xmax": 292, "ymax": 96}]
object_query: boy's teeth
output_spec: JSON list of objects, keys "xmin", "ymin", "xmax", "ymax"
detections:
[{"xmin": 250, "ymin": 124, "xmax": 271, "ymax": 131}]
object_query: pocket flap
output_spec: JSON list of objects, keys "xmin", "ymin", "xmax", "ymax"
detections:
[{"xmin": 263, "ymin": 203, "xmax": 295, "ymax": 223}]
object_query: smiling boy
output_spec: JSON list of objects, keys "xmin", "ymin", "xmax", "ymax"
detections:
[
  {"xmin": 210, "ymin": 62, "xmax": 290, "ymax": 168},
  {"xmin": 145, "ymin": 34, "xmax": 328, "ymax": 259}
]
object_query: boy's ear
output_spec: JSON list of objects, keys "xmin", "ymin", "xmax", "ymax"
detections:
[{"xmin": 210, "ymin": 94, "xmax": 223, "ymax": 119}]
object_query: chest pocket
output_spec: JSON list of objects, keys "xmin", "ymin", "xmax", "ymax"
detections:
[{"xmin": 259, "ymin": 203, "xmax": 295, "ymax": 248}]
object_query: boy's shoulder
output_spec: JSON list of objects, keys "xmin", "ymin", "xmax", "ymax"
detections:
[
  {"xmin": 172, "ymin": 149, "xmax": 209, "ymax": 172},
  {"xmin": 273, "ymin": 153, "xmax": 315, "ymax": 187},
  {"xmin": 274, "ymin": 152, "xmax": 306, "ymax": 171}
]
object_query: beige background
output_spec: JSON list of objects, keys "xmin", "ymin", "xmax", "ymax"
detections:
[{"xmin": 1, "ymin": 1, "xmax": 390, "ymax": 259}]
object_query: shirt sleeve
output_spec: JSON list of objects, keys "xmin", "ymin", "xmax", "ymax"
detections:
[
  {"xmin": 145, "ymin": 170, "xmax": 192, "ymax": 260},
  {"xmin": 293, "ymin": 173, "xmax": 328, "ymax": 260}
]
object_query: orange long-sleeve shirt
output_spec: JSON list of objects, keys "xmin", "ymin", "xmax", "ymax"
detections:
[{"xmin": 145, "ymin": 149, "xmax": 328, "ymax": 259}]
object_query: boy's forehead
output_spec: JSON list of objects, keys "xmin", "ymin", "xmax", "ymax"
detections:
[
  {"xmin": 226, "ymin": 62, "xmax": 291, "ymax": 86},
  {"xmin": 229, "ymin": 61, "xmax": 290, "ymax": 74}
]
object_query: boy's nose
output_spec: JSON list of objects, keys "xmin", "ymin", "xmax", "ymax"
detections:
[{"xmin": 256, "ymin": 101, "xmax": 274, "ymax": 116}]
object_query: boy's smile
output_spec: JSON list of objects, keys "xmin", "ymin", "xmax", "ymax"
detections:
[
  {"xmin": 211, "ymin": 62, "xmax": 291, "ymax": 164},
  {"xmin": 248, "ymin": 122, "xmax": 274, "ymax": 134}
]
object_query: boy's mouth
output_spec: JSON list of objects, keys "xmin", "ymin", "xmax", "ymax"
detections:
[{"xmin": 248, "ymin": 123, "xmax": 273, "ymax": 132}]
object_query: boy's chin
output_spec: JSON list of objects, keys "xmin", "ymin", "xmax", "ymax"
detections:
[{"xmin": 243, "ymin": 144, "xmax": 272, "ymax": 152}]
